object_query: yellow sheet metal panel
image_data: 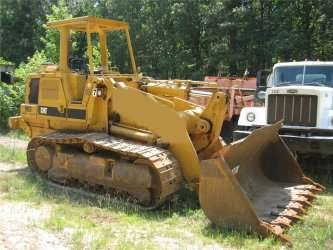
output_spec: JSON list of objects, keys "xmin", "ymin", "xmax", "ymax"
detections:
[
  {"xmin": 39, "ymin": 77, "xmax": 66, "ymax": 108},
  {"xmin": 59, "ymin": 28, "xmax": 70, "ymax": 73},
  {"xmin": 111, "ymin": 85, "xmax": 201, "ymax": 182},
  {"xmin": 47, "ymin": 16, "xmax": 129, "ymax": 31},
  {"xmin": 40, "ymin": 79, "xmax": 59, "ymax": 100},
  {"xmin": 68, "ymin": 73, "xmax": 86, "ymax": 101}
]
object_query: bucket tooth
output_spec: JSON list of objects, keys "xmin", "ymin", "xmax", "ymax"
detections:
[
  {"xmin": 262, "ymin": 222, "xmax": 292, "ymax": 246},
  {"xmin": 270, "ymin": 208, "xmax": 302, "ymax": 222},
  {"xmin": 280, "ymin": 209, "xmax": 303, "ymax": 221},
  {"xmin": 289, "ymin": 189, "xmax": 316, "ymax": 199},
  {"xmin": 271, "ymin": 217, "xmax": 292, "ymax": 228},
  {"xmin": 263, "ymin": 222, "xmax": 283, "ymax": 235},
  {"xmin": 277, "ymin": 202, "xmax": 306, "ymax": 214},
  {"xmin": 291, "ymin": 195, "xmax": 312, "ymax": 206},
  {"xmin": 294, "ymin": 184, "xmax": 322, "ymax": 192},
  {"xmin": 303, "ymin": 177, "xmax": 325, "ymax": 190}
]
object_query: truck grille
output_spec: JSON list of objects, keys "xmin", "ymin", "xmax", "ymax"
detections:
[{"xmin": 267, "ymin": 94, "xmax": 317, "ymax": 126}]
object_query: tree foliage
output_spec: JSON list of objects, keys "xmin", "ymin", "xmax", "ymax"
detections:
[
  {"xmin": 0, "ymin": 0, "xmax": 55, "ymax": 64},
  {"xmin": 1, "ymin": 0, "xmax": 333, "ymax": 79},
  {"xmin": 14, "ymin": 51, "xmax": 48, "ymax": 82},
  {"xmin": 41, "ymin": 0, "xmax": 72, "ymax": 63}
]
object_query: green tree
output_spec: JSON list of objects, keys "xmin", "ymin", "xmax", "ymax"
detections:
[
  {"xmin": 41, "ymin": 0, "xmax": 72, "ymax": 63},
  {"xmin": 0, "ymin": 0, "xmax": 54, "ymax": 64},
  {"xmin": 2, "ymin": 0, "xmax": 333, "ymax": 79}
]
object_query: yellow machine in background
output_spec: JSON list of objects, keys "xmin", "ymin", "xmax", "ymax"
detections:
[{"xmin": 9, "ymin": 16, "xmax": 323, "ymax": 244}]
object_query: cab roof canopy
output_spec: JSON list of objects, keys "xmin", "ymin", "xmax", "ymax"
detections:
[{"xmin": 47, "ymin": 16, "xmax": 129, "ymax": 32}]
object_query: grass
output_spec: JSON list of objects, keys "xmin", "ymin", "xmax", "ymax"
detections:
[
  {"xmin": 0, "ymin": 144, "xmax": 26, "ymax": 164},
  {"xmin": 0, "ymin": 145, "xmax": 332, "ymax": 249},
  {"xmin": 0, "ymin": 128, "xmax": 29, "ymax": 140},
  {"xmin": 0, "ymin": 172, "xmax": 282, "ymax": 250}
]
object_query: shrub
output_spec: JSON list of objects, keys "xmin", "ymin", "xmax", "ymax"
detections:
[
  {"xmin": 0, "ymin": 57, "xmax": 14, "ymax": 65},
  {"xmin": 0, "ymin": 83, "xmax": 25, "ymax": 130},
  {"xmin": 0, "ymin": 51, "xmax": 47, "ymax": 131},
  {"xmin": 15, "ymin": 50, "xmax": 47, "ymax": 83}
]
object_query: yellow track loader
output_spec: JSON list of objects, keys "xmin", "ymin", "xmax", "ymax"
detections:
[{"xmin": 9, "ymin": 16, "xmax": 323, "ymax": 243}]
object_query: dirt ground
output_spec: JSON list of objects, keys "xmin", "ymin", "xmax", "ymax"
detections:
[{"xmin": 0, "ymin": 162, "xmax": 70, "ymax": 250}]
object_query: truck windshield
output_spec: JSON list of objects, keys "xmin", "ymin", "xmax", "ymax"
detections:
[{"xmin": 274, "ymin": 65, "xmax": 333, "ymax": 87}]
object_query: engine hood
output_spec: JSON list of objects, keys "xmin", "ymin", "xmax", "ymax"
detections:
[{"xmin": 267, "ymin": 85, "xmax": 333, "ymax": 96}]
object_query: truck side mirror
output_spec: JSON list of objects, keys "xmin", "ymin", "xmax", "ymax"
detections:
[
  {"xmin": 256, "ymin": 90, "xmax": 266, "ymax": 100},
  {"xmin": 256, "ymin": 69, "xmax": 271, "ymax": 91}
]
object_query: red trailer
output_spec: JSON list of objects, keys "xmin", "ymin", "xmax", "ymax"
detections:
[
  {"xmin": 189, "ymin": 76, "xmax": 257, "ymax": 120},
  {"xmin": 188, "ymin": 76, "xmax": 257, "ymax": 142}
]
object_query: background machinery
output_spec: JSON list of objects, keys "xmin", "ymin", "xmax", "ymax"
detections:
[
  {"xmin": 9, "ymin": 16, "xmax": 323, "ymax": 243},
  {"xmin": 203, "ymin": 75, "xmax": 257, "ymax": 142}
]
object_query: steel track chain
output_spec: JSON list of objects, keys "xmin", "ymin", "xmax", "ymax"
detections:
[{"xmin": 27, "ymin": 132, "xmax": 183, "ymax": 207}]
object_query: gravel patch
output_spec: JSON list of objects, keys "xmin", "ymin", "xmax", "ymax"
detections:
[
  {"xmin": 0, "ymin": 202, "xmax": 69, "ymax": 250},
  {"xmin": 0, "ymin": 135, "xmax": 28, "ymax": 150},
  {"xmin": 0, "ymin": 160, "xmax": 69, "ymax": 250}
]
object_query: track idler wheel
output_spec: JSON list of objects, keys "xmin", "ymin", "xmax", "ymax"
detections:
[{"xmin": 34, "ymin": 145, "xmax": 53, "ymax": 171}]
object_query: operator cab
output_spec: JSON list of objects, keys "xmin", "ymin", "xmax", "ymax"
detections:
[{"xmin": 47, "ymin": 16, "xmax": 139, "ymax": 104}]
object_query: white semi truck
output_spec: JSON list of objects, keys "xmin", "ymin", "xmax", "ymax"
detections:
[{"xmin": 234, "ymin": 61, "xmax": 333, "ymax": 181}]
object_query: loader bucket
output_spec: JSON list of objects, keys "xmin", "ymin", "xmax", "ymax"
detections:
[{"xmin": 199, "ymin": 122, "xmax": 324, "ymax": 244}]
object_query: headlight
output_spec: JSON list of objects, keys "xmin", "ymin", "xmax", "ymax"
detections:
[{"xmin": 246, "ymin": 112, "xmax": 256, "ymax": 122}]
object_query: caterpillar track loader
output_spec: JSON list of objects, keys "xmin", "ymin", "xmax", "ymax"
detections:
[{"xmin": 9, "ymin": 16, "xmax": 323, "ymax": 244}]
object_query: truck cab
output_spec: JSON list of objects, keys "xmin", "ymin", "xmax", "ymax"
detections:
[{"xmin": 235, "ymin": 61, "xmax": 333, "ymax": 179}]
